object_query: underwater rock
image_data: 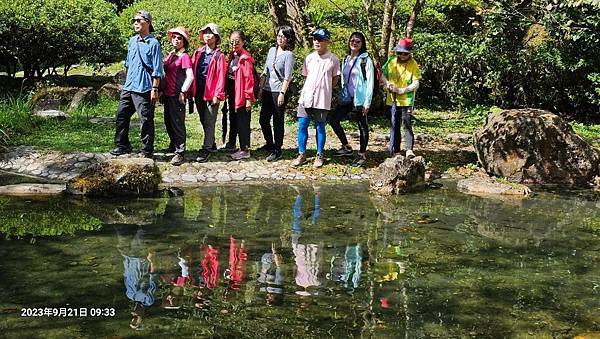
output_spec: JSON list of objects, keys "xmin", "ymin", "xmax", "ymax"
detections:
[
  {"xmin": 474, "ymin": 108, "xmax": 600, "ymax": 185},
  {"xmin": 66, "ymin": 158, "xmax": 161, "ymax": 196},
  {"xmin": 369, "ymin": 155, "xmax": 426, "ymax": 195},
  {"xmin": 457, "ymin": 172, "xmax": 532, "ymax": 197},
  {"xmin": 0, "ymin": 183, "xmax": 66, "ymax": 196}
]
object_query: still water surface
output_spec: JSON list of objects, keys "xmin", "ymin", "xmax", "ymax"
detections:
[{"xmin": 0, "ymin": 181, "xmax": 598, "ymax": 338}]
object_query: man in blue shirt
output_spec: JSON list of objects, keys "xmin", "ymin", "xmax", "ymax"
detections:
[{"xmin": 111, "ymin": 10, "xmax": 163, "ymax": 157}]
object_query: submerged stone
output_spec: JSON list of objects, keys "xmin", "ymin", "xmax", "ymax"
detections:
[
  {"xmin": 0, "ymin": 183, "xmax": 66, "ymax": 196},
  {"xmin": 66, "ymin": 158, "xmax": 161, "ymax": 196},
  {"xmin": 457, "ymin": 172, "xmax": 532, "ymax": 197}
]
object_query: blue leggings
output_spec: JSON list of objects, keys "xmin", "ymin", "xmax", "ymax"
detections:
[{"xmin": 297, "ymin": 117, "xmax": 326, "ymax": 154}]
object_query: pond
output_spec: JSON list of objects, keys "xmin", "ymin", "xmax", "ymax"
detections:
[{"xmin": 0, "ymin": 179, "xmax": 599, "ymax": 338}]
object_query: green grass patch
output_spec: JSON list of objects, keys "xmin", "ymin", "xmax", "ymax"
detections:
[{"xmin": 570, "ymin": 122, "xmax": 600, "ymax": 148}]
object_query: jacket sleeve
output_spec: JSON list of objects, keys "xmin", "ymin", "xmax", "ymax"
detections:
[
  {"xmin": 214, "ymin": 52, "xmax": 227, "ymax": 101},
  {"xmin": 243, "ymin": 59, "xmax": 255, "ymax": 102},
  {"xmin": 364, "ymin": 57, "xmax": 375, "ymax": 108}
]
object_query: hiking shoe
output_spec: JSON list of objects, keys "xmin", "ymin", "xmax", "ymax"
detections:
[
  {"xmin": 110, "ymin": 146, "xmax": 133, "ymax": 156},
  {"xmin": 219, "ymin": 143, "xmax": 238, "ymax": 152},
  {"xmin": 257, "ymin": 144, "xmax": 275, "ymax": 152},
  {"xmin": 196, "ymin": 149, "xmax": 210, "ymax": 162},
  {"xmin": 208, "ymin": 144, "xmax": 218, "ymax": 153},
  {"xmin": 266, "ymin": 150, "xmax": 282, "ymax": 162},
  {"xmin": 352, "ymin": 154, "xmax": 366, "ymax": 167},
  {"xmin": 313, "ymin": 153, "xmax": 325, "ymax": 168},
  {"xmin": 405, "ymin": 150, "xmax": 416, "ymax": 159},
  {"xmin": 291, "ymin": 153, "xmax": 307, "ymax": 167},
  {"xmin": 334, "ymin": 145, "xmax": 353, "ymax": 157},
  {"xmin": 231, "ymin": 150, "xmax": 250, "ymax": 160},
  {"xmin": 170, "ymin": 154, "xmax": 185, "ymax": 166},
  {"xmin": 138, "ymin": 151, "xmax": 153, "ymax": 159}
]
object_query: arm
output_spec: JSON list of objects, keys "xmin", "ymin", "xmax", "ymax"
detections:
[
  {"xmin": 214, "ymin": 52, "xmax": 228, "ymax": 103},
  {"xmin": 394, "ymin": 80, "xmax": 420, "ymax": 95},
  {"xmin": 277, "ymin": 53, "xmax": 295, "ymax": 106},
  {"xmin": 180, "ymin": 68, "xmax": 194, "ymax": 104},
  {"xmin": 243, "ymin": 60, "xmax": 255, "ymax": 109},
  {"xmin": 150, "ymin": 42, "xmax": 164, "ymax": 105},
  {"xmin": 363, "ymin": 57, "xmax": 375, "ymax": 111}
]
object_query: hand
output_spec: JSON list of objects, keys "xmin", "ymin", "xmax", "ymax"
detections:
[
  {"xmin": 362, "ymin": 106, "xmax": 369, "ymax": 116},
  {"xmin": 147, "ymin": 252, "xmax": 154, "ymax": 261},
  {"xmin": 386, "ymin": 83, "xmax": 397, "ymax": 92},
  {"xmin": 212, "ymin": 96, "xmax": 220, "ymax": 106},
  {"xmin": 395, "ymin": 87, "xmax": 407, "ymax": 95},
  {"xmin": 178, "ymin": 92, "xmax": 185, "ymax": 105},
  {"xmin": 245, "ymin": 99, "xmax": 252, "ymax": 110},
  {"xmin": 151, "ymin": 89, "xmax": 158, "ymax": 105},
  {"xmin": 277, "ymin": 93, "xmax": 285, "ymax": 106}
]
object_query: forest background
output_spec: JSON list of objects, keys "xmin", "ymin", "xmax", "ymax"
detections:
[{"xmin": 0, "ymin": 0, "xmax": 599, "ymax": 147}]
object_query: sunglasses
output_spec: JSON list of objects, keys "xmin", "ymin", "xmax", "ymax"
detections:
[
  {"xmin": 131, "ymin": 18, "xmax": 146, "ymax": 24},
  {"xmin": 396, "ymin": 52, "xmax": 410, "ymax": 56},
  {"xmin": 313, "ymin": 37, "xmax": 325, "ymax": 42},
  {"xmin": 349, "ymin": 39, "xmax": 362, "ymax": 44},
  {"xmin": 230, "ymin": 40, "xmax": 241, "ymax": 45},
  {"xmin": 171, "ymin": 35, "xmax": 183, "ymax": 40}
]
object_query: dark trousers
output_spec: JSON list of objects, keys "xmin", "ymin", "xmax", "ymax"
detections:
[
  {"xmin": 195, "ymin": 94, "xmax": 218, "ymax": 151},
  {"xmin": 163, "ymin": 96, "xmax": 186, "ymax": 155},
  {"xmin": 115, "ymin": 90, "xmax": 154, "ymax": 153},
  {"xmin": 236, "ymin": 107, "xmax": 251, "ymax": 151},
  {"xmin": 225, "ymin": 78, "xmax": 238, "ymax": 147},
  {"xmin": 388, "ymin": 105, "xmax": 414, "ymax": 154},
  {"xmin": 259, "ymin": 91, "xmax": 287, "ymax": 151},
  {"xmin": 329, "ymin": 103, "xmax": 369, "ymax": 153}
]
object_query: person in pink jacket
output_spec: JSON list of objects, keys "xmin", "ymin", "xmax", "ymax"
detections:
[
  {"xmin": 190, "ymin": 23, "xmax": 227, "ymax": 162},
  {"xmin": 226, "ymin": 30, "xmax": 256, "ymax": 160}
]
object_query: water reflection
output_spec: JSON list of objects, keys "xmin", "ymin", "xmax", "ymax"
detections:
[{"xmin": 0, "ymin": 183, "xmax": 598, "ymax": 337}]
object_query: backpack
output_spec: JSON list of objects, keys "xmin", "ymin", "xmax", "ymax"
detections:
[
  {"xmin": 252, "ymin": 64, "xmax": 261, "ymax": 100},
  {"xmin": 360, "ymin": 54, "xmax": 384, "ymax": 112}
]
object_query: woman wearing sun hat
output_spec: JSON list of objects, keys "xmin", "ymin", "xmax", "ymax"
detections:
[
  {"xmin": 162, "ymin": 26, "xmax": 193, "ymax": 166},
  {"xmin": 381, "ymin": 37, "xmax": 422, "ymax": 159},
  {"xmin": 191, "ymin": 23, "xmax": 227, "ymax": 162}
]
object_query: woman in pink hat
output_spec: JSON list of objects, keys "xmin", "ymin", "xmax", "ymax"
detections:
[
  {"xmin": 190, "ymin": 23, "xmax": 227, "ymax": 162},
  {"xmin": 162, "ymin": 27, "xmax": 193, "ymax": 166}
]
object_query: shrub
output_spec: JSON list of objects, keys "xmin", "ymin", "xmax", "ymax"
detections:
[{"xmin": 0, "ymin": 0, "xmax": 124, "ymax": 78}]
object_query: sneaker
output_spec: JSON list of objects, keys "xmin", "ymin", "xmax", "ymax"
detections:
[
  {"xmin": 405, "ymin": 150, "xmax": 416, "ymax": 159},
  {"xmin": 139, "ymin": 151, "xmax": 153, "ymax": 159},
  {"xmin": 110, "ymin": 146, "xmax": 132, "ymax": 156},
  {"xmin": 352, "ymin": 154, "xmax": 366, "ymax": 167},
  {"xmin": 266, "ymin": 150, "xmax": 282, "ymax": 162},
  {"xmin": 196, "ymin": 149, "xmax": 210, "ymax": 162},
  {"xmin": 170, "ymin": 154, "xmax": 185, "ymax": 166},
  {"xmin": 313, "ymin": 153, "xmax": 325, "ymax": 168},
  {"xmin": 257, "ymin": 144, "xmax": 275, "ymax": 152},
  {"xmin": 219, "ymin": 143, "xmax": 238, "ymax": 152},
  {"xmin": 334, "ymin": 145, "xmax": 353, "ymax": 157},
  {"xmin": 291, "ymin": 153, "xmax": 307, "ymax": 167},
  {"xmin": 208, "ymin": 144, "xmax": 218, "ymax": 153},
  {"xmin": 231, "ymin": 150, "xmax": 250, "ymax": 160}
]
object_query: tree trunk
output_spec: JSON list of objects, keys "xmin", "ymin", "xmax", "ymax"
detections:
[
  {"xmin": 380, "ymin": 0, "xmax": 396, "ymax": 61},
  {"xmin": 388, "ymin": 7, "xmax": 398, "ymax": 54},
  {"xmin": 405, "ymin": 0, "xmax": 426, "ymax": 38},
  {"xmin": 362, "ymin": 0, "xmax": 379, "ymax": 62},
  {"xmin": 267, "ymin": 0, "xmax": 310, "ymax": 47}
]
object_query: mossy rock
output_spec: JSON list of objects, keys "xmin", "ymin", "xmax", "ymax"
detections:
[{"xmin": 66, "ymin": 158, "xmax": 161, "ymax": 196}]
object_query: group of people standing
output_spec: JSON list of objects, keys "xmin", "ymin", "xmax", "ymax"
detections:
[{"xmin": 111, "ymin": 10, "xmax": 422, "ymax": 168}]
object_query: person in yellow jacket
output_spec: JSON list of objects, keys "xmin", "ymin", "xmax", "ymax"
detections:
[{"xmin": 381, "ymin": 38, "xmax": 422, "ymax": 158}]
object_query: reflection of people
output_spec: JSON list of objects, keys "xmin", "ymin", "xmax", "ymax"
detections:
[
  {"xmin": 258, "ymin": 242, "xmax": 284, "ymax": 306},
  {"xmin": 225, "ymin": 236, "xmax": 247, "ymax": 291},
  {"xmin": 200, "ymin": 245, "xmax": 219, "ymax": 289},
  {"xmin": 291, "ymin": 187, "xmax": 322, "ymax": 296},
  {"xmin": 328, "ymin": 244, "xmax": 362, "ymax": 290},
  {"xmin": 115, "ymin": 226, "xmax": 158, "ymax": 329}
]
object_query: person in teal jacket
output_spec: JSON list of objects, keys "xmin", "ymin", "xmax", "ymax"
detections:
[{"xmin": 328, "ymin": 32, "xmax": 375, "ymax": 167}]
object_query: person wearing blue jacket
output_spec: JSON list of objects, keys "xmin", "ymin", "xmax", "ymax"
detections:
[{"xmin": 328, "ymin": 32, "xmax": 375, "ymax": 167}]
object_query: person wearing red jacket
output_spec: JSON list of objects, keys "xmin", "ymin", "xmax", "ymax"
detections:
[
  {"xmin": 226, "ymin": 30, "xmax": 256, "ymax": 160},
  {"xmin": 190, "ymin": 23, "xmax": 227, "ymax": 162}
]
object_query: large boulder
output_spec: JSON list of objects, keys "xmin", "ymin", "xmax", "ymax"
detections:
[
  {"xmin": 369, "ymin": 155, "xmax": 426, "ymax": 195},
  {"xmin": 98, "ymin": 83, "xmax": 121, "ymax": 100},
  {"xmin": 31, "ymin": 86, "xmax": 97, "ymax": 113},
  {"xmin": 474, "ymin": 109, "xmax": 600, "ymax": 185},
  {"xmin": 67, "ymin": 158, "xmax": 161, "ymax": 196}
]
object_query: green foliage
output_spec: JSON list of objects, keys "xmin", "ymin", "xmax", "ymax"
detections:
[
  {"xmin": 0, "ymin": 96, "xmax": 40, "ymax": 150},
  {"xmin": 0, "ymin": 0, "xmax": 124, "ymax": 77},
  {"xmin": 0, "ymin": 198, "xmax": 102, "ymax": 238},
  {"xmin": 119, "ymin": 0, "xmax": 272, "ymax": 68}
]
